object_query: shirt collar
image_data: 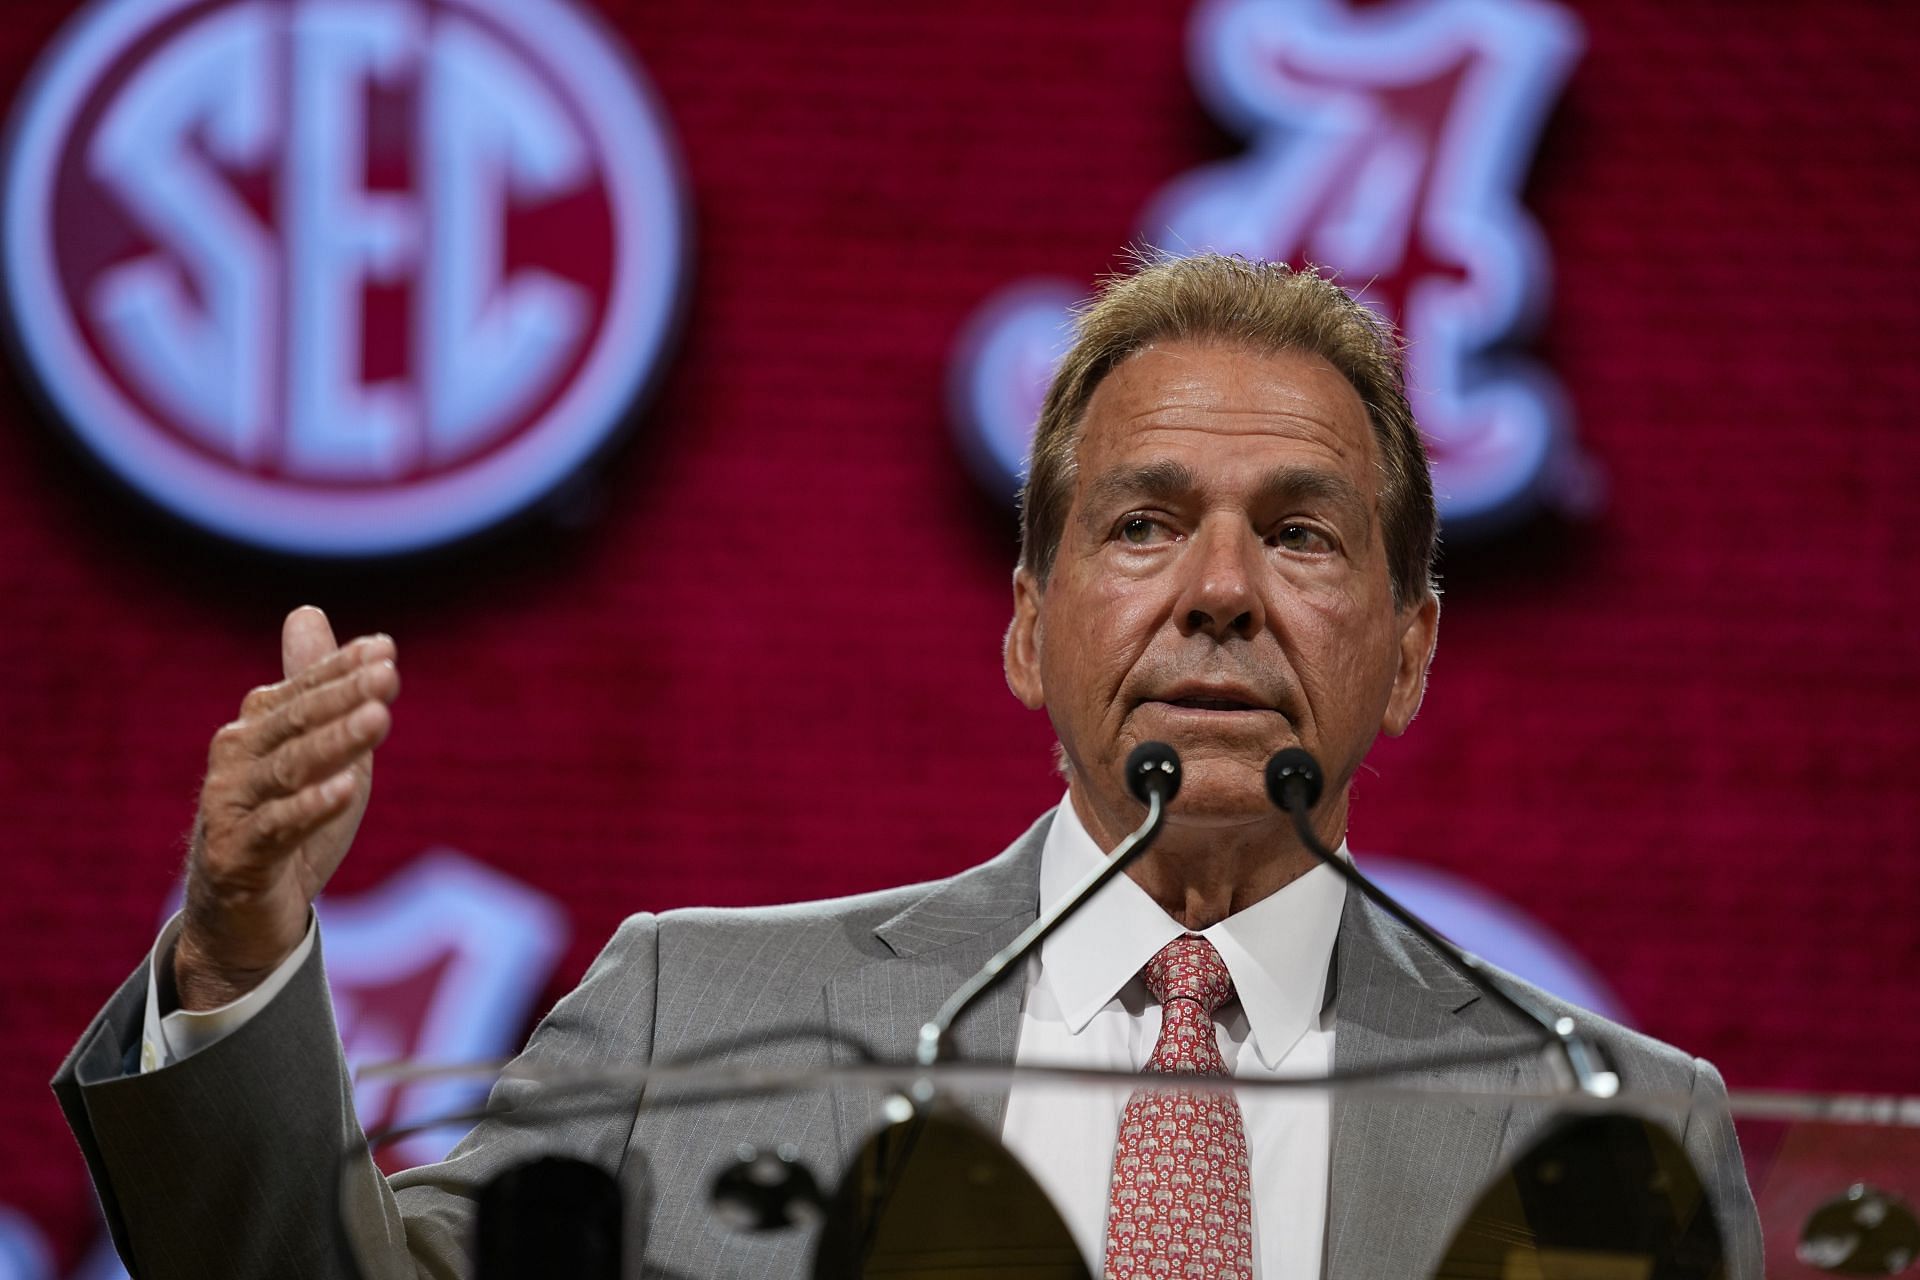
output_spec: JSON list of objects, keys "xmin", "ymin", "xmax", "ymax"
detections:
[{"xmin": 1037, "ymin": 793, "xmax": 1347, "ymax": 1070}]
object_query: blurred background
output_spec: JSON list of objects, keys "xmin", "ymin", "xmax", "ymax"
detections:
[{"xmin": 1, "ymin": 0, "xmax": 1915, "ymax": 1273}]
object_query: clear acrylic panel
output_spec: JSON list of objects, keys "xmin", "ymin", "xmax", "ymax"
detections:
[{"xmin": 325, "ymin": 1057, "xmax": 1920, "ymax": 1279}]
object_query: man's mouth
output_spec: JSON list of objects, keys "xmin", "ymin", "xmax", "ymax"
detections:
[
  {"xmin": 1161, "ymin": 696, "xmax": 1268, "ymax": 713},
  {"xmin": 1143, "ymin": 682, "xmax": 1286, "ymax": 718}
]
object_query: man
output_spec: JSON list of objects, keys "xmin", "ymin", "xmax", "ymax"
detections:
[{"xmin": 55, "ymin": 253, "xmax": 1762, "ymax": 1278}]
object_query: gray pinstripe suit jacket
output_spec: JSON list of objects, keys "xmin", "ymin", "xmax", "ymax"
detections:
[{"xmin": 54, "ymin": 810, "xmax": 1763, "ymax": 1278}]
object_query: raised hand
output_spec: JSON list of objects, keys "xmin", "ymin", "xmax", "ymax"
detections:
[{"xmin": 172, "ymin": 606, "xmax": 400, "ymax": 1011}]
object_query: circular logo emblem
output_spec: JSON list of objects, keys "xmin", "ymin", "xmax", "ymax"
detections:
[{"xmin": 4, "ymin": 0, "xmax": 686, "ymax": 556}]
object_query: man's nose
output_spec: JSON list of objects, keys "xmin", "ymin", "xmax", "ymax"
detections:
[{"xmin": 1173, "ymin": 521, "xmax": 1265, "ymax": 641}]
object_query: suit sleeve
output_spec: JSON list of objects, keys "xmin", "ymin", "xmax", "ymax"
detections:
[
  {"xmin": 51, "ymin": 912, "xmax": 662, "ymax": 1279},
  {"xmin": 1682, "ymin": 1055, "xmax": 1764, "ymax": 1280}
]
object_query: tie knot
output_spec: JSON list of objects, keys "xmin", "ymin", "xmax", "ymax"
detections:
[{"xmin": 1143, "ymin": 934, "xmax": 1234, "ymax": 1015}]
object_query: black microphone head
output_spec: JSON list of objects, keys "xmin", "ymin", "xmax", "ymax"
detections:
[
  {"xmin": 1265, "ymin": 748, "xmax": 1324, "ymax": 812},
  {"xmin": 1125, "ymin": 741, "xmax": 1182, "ymax": 806}
]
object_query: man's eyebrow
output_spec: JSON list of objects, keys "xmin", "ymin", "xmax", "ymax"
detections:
[
  {"xmin": 1250, "ymin": 466, "xmax": 1372, "ymax": 528},
  {"xmin": 1082, "ymin": 460, "xmax": 1200, "ymax": 512},
  {"xmin": 1081, "ymin": 460, "xmax": 1371, "ymax": 528}
]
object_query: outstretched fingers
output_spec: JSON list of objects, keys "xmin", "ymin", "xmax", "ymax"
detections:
[
  {"xmin": 240, "ymin": 764, "xmax": 362, "ymax": 855},
  {"xmin": 240, "ymin": 699, "xmax": 390, "ymax": 810},
  {"xmin": 236, "ymin": 634, "xmax": 397, "ymax": 722},
  {"xmin": 249, "ymin": 658, "xmax": 401, "ymax": 757}
]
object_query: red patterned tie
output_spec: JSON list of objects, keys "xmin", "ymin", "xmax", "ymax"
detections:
[{"xmin": 1103, "ymin": 935, "xmax": 1254, "ymax": 1280}]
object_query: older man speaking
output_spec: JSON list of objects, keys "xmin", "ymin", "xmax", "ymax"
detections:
[{"xmin": 55, "ymin": 254, "xmax": 1761, "ymax": 1279}]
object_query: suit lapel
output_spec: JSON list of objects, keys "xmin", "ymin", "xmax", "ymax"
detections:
[
  {"xmin": 1325, "ymin": 890, "xmax": 1535, "ymax": 1280},
  {"xmin": 822, "ymin": 815, "xmax": 1048, "ymax": 1159}
]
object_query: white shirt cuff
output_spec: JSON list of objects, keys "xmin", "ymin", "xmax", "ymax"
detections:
[{"xmin": 139, "ymin": 910, "xmax": 318, "ymax": 1073}]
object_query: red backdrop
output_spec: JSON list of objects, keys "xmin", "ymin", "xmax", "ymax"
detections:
[{"xmin": 2, "ymin": 0, "xmax": 1917, "ymax": 1266}]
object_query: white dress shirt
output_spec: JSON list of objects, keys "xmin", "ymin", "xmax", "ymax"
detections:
[{"xmin": 1001, "ymin": 797, "xmax": 1346, "ymax": 1280}]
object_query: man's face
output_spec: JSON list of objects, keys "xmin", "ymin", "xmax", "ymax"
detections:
[{"xmin": 1004, "ymin": 340, "xmax": 1438, "ymax": 840}]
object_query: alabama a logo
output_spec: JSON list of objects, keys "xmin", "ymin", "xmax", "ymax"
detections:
[
  {"xmin": 157, "ymin": 847, "xmax": 571, "ymax": 1171},
  {"xmin": 952, "ymin": 0, "xmax": 1589, "ymax": 536},
  {"xmin": 317, "ymin": 850, "xmax": 569, "ymax": 1170},
  {"xmin": 3, "ymin": 0, "xmax": 687, "ymax": 557}
]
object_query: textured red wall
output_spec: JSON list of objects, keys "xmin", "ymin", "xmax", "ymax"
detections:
[{"xmin": 2, "ymin": 0, "xmax": 1917, "ymax": 1265}]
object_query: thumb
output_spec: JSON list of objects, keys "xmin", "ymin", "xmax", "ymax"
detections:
[{"xmin": 282, "ymin": 605, "xmax": 339, "ymax": 679}]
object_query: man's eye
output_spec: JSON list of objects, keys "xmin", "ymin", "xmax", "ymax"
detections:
[
  {"xmin": 1119, "ymin": 517, "xmax": 1161, "ymax": 545},
  {"xmin": 1271, "ymin": 524, "xmax": 1330, "ymax": 552}
]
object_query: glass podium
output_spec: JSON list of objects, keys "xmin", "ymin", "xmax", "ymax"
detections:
[{"xmin": 334, "ymin": 1053, "xmax": 1918, "ymax": 1279}]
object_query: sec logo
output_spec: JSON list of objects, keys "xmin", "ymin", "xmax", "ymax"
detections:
[{"xmin": 3, "ymin": 0, "xmax": 687, "ymax": 557}]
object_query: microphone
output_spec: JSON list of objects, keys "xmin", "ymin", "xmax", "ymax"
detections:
[
  {"xmin": 1263, "ymin": 747, "xmax": 1620, "ymax": 1098},
  {"xmin": 914, "ymin": 741, "xmax": 1181, "ymax": 1068},
  {"xmin": 834, "ymin": 752, "xmax": 1182, "ymax": 1277},
  {"xmin": 475, "ymin": 1156, "xmax": 622, "ymax": 1280}
]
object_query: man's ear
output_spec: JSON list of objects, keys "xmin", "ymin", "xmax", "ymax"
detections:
[
  {"xmin": 1004, "ymin": 567, "xmax": 1046, "ymax": 710},
  {"xmin": 1381, "ymin": 591, "xmax": 1439, "ymax": 737}
]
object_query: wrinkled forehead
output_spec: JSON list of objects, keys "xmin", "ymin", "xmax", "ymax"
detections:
[{"xmin": 1067, "ymin": 342, "xmax": 1383, "ymax": 507}]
